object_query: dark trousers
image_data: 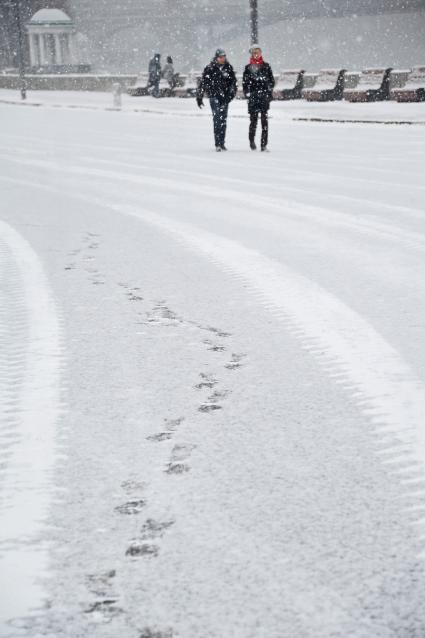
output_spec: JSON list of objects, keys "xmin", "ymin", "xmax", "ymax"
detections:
[
  {"xmin": 210, "ymin": 98, "xmax": 229, "ymax": 147},
  {"xmin": 249, "ymin": 111, "xmax": 268, "ymax": 148},
  {"xmin": 148, "ymin": 79, "xmax": 160, "ymax": 97}
]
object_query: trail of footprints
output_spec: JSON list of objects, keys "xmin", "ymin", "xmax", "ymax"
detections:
[
  {"xmin": 65, "ymin": 232, "xmax": 105, "ymax": 285},
  {"xmin": 81, "ymin": 273, "xmax": 246, "ymax": 634}
]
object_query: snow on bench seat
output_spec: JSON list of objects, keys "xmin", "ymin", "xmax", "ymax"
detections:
[
  {"xmin": 391, "ymin": 66, "xmax": 425, "ymax": 102},
  {"xmin": 302, "ymin": 69, "xmax": 346, "ymax": 102},
  {"xmin": 127, "ymin": 73, "xmax": 149, "ymax": 96},
  {"xmin": 344, "ymin": 68, "xmax": 392, "ymax": 102},
  {"xmin": 273, "ymin": 69, "xmax": 304, "ymax": 100},
  {"xmin": 174, "ymin": 72, "xmax": 200, "ymax": 98}
]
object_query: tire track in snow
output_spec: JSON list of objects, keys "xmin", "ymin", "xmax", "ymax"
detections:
[
  {"xmin": 116, "ymin": 205, "xmax": 425, "ymax": 546},
  {"xmin": 0, "ymin": 221, "xmax": 63, "ymax": 633},
  {"xmin": 82, "ymin": 197, "xmax": 425, "ymax": 556},
  {"xmin": 81, "ymin": 155, "xmax": 425, "ymax": 250},
  {"xmin": 2, "ymin": 141, "xmax": 425, "ymax": 225},
  {"xmin": 1, "ymin": 155, "xmax": 425, "ymax": 255},
  {"xmin": 0, "ymin": 243, "xmax": 27, "ymax": 474},
  {"xmin": 2, "ymin": 134, "xmax": 424, "ymax": 184},
  {"xmin": 2, "ymin": 175, "xmax": 425, "ymax": 552}
]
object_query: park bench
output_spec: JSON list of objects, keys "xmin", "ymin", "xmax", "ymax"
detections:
[
  {"xmin": 127, "ymin": 73, "xmax": 149, "ymax": 96},
  {"xmin": 344, "ymin": 67, "xmax": 392, "ymax": 102},
  {"xmin": 128, "ymin": 72, "xmax": 181, "ymax": 97},
  {"xmin": 273, "ymin": 70, "xmax": 304, "ymax": 100},
  {"xmin": 157, "ymin": 77, "xmax": 175, "ymax": 97},
  {"xmin": 302, "ymin": 72, "xmax": 319, "ymax": 91},
  {"xmin": 174, "ymin": 72, "xmax": 200, "ymax": 97},
  {"xmin": 344, "ymin": 71, "xmax": 360, "ymax": 91},
  {"xmin": 302, "ymin": 68, "xmax": 346, "ymax": 101},
  {"xmin": 389, "ymin": 69, "xmax": 411, "ymax": 92},
  {"xmin": 391, "ymin": 66, "xmax": 425, "ymax": 102}
]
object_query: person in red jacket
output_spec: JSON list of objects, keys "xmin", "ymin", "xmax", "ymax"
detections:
[{"xmin": 242, "ymin": 45, "xmax": 275, "ymax": 151}]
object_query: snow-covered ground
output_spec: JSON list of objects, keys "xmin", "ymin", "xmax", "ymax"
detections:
[
  {"xmin": 1, "ymin": 93, "xmax": 425, "ymax": 638},
  {"xmin": 1, "ymin": 88, "xmax": 425, "ymax": 123}
]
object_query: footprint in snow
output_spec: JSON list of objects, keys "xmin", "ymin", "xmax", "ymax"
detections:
[
  {"xmin": 165, "ymin": 444, "xmax": 195, "ymax": 475},
  {"xmin": 147, "ymin": 431, "xmax": 173, "ymax": 442},
  {"xmin": 141, "ymin": 518, "xmax": 175, "ymax": 540},
  {"xmin": 126, "ymin": 542, "xmax": 159, "ymax": 558},
  {"xmin": 203, "ymin": 339, "xmax": 226, "ymax": 352},
  {"xmin": 198, "ymin": 403, "xmax": 222, "ymax": 413},
  {"xmin": 84, "ymin": 599, "xmax": 123, "ymax": 622},
  {"xmin": 199, "ymin": 389, "xmax": 229, "ymax": 413},
  {"xmin": 86, "ymin": 570, "xmax": 116, "ymax": 597},
  {"xmin": 195, "ymin": 372, "xmax": 218, "ymax": 390},
  {"xmin": 85, "ymin": 599, "xmax": 117, "ymax": 613},
  {"xmin": 164, "ymin": 417, "xmax": 185, "ymax": 431},
  {"xmin": 165, "ymin": 462, "xmax": 190, "ymax": 475},
  {"xmin": 139, "ymin": 628, "xmax": 174, "ymax": 638},
  {"xmin": 125, "ymin": 520, "xmax": 174, "ymax": 558},
  {"xmin": 114, "ymin": 499, "xmax": 146, "ymax": 515},
  {"xmin": 225, "ymin": 353, "xmax": 247, "ymax": 370},
  {"xmin": 127, "ymin": 290, "xmax": 144, "ymax": 302},
  {"xmin": 121, "ymin": 479, "xmax": 146, "ymax": 493},
  {"xmin": 197, "ymin": 324, "xmax": 231, "ymax": 338},
  {"xmin": 147, "ymin": 417, "xmax": 184, "ymax": 442}
]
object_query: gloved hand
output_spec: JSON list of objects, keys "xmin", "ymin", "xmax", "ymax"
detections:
[{"xmin": 196, "ymin": 97, "xmax": 204, "ymax": 109}]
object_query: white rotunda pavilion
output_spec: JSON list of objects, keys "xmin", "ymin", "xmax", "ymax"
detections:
[{"xmin": 27, "ymin": 8, "xmax": 77, "ymax": 68}]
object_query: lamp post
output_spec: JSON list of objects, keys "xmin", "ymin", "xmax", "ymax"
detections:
[
  {"xmin": 14, "ymin": 0, "xmax": 26, "ymax": 99},
  {"xmin": 250, "ymin": 0, "xmax": 258, "ymax": 45}
]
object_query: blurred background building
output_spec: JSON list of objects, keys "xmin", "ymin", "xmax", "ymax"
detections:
[{"xmin": 1, "ymin": 0, "xmax": 424, "ymax": 73}]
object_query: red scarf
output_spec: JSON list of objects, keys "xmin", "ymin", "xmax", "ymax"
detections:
[{"xmin": 250, "ymin": 56, "xmax": 264, "ymax": 65}]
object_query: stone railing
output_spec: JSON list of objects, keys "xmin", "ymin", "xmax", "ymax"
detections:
[{"xmin": 0, "ymin": 73, "xmax": 137, "ymax": 92}]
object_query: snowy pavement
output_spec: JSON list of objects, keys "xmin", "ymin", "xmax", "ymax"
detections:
[
  {"xmin": 0, "ymin": 87, "xmax": 425, "ymax": 123},
  {"xmin": 1, "ymin": 96, "xmax": 425, "ymax": 637}
]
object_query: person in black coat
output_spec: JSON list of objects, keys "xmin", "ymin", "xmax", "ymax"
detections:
[
  {"xmin": 196, "ymin": 49, "xmax": 237, "ymax": 151},
  {"xmin": 243, "ymin": 45, "xmax": 275, "ymax": 151},
  {"xmin": 148, "ymin": 53, "xmax": 161, "ymax": 97}
]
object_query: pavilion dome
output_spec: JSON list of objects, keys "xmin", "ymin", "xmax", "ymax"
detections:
[{"xmin": 29, "ymin": 9, "xmax": 73, "ymax": 25}]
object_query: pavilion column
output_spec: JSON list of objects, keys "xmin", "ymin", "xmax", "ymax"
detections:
[
  {"xmin": 54, "ymin": 34, "xmax": 62, "ymax": 64},
  {"xmin": 62, "ymin": 34, "xmax": 70, "ymax": 63},
  {"xmin": 67, "ymin": 34, "xmax": 77, "ymax": 63},
  {"xmin": 28, "ymin": 33, "xmax": 37, "ymax": 66},
  {"xmin": 38, "ymin": 33, "xmax": 47, "ymax": 65}
]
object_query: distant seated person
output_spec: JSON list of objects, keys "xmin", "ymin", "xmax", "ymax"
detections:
[{"xmin": 162, "ymin": 56, "xmax": 176, "ymax": 88}]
